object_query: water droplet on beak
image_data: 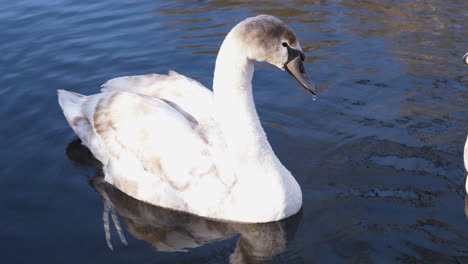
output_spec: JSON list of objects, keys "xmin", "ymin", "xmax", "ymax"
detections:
[{"xmin": 312, "ymin": 94, "xmax": 317, "ymax": 101}]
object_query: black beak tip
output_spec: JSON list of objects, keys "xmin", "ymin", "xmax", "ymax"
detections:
[
  {"xmin": 300, "ymin": 82, "xmax": 316, "ymax": 95},
  {"xmin": 307, "ymin": 87, "xmax": 317, "ymax": 96}
]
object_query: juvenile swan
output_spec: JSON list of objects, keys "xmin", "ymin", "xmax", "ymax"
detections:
[{"xmin": 58, "ymin": 15, "xmax": 316, "ymax": 223}]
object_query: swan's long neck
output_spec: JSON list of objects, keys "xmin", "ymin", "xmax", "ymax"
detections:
[
  {"xmin": 210, "ymin": 25, "xmax": 302, "ymax": 221},
  {"xmin": 212, "ymin": 33, "xmax": 279, "ymax": 169}
]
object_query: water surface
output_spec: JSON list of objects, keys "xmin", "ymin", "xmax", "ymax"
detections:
[{"xmin": 1, "ymin": 0, "xmax": 467, "ymax": 263}]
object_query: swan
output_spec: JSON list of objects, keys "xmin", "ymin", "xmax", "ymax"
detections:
[
  {"xmin": 464, "ymin": 53, "xmax": 468, "ymax": 194},
  {"xmin": 465, "ymin": 135, "xmax": 468, "ymax": 194},
  {"xmin": 58, "ymin": 15, "xmax": 316, "ymax": 223}
]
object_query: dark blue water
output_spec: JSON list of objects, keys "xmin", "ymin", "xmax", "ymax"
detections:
[{"xmin": 1, "ymin": 1, "xmax": 467, "ymax": 263}]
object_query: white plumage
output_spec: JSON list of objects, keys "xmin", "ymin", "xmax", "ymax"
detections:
[
  {"xmin": 462, "ymin": 54, "xmax": 468, "ymax": 216},
  {"xmin": 464, "ymin": 135, "xmax": 468, "ymax": 194},
  {"xmin": 58, "ymin": 15, "xmax": 313, "ymax": 223}
]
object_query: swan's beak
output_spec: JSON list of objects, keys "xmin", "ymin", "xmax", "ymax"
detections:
[{"xmin": 285, "ymin": 56, "xmax": 317, "ymax": 95}]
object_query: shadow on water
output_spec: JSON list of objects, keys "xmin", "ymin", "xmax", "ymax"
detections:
[{"xmin": 66, "ymin": 139, "xmax": 302, "ymax": 263}]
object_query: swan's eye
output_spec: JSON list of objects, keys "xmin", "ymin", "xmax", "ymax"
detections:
[{"xmin": 282, "ymin": 42, "xmax": 288, "ymax": 47}]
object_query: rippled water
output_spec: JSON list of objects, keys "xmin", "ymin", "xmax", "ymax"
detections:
[{"xmin": 2, "ymin": 0, "xmax": 467, "ymax": 263}]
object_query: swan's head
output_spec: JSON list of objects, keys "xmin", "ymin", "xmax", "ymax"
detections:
[
  {"xmin": 231, "ymin": 15, "xmax": 316, "ymax": 95},
  {"xmin": 464, "ymin": 52, "xmax": 468, "ymax": 65}
]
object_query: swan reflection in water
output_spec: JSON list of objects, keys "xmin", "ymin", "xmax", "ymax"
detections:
[{"xmin": 66, "ymin": 139, "xmax": 302, "ymax": 263}]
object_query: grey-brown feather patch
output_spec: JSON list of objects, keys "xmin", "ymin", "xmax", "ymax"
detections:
[
  {"xmin": 144, "ymin": 157, "xmax": 192, "ymax": 192},
  {"xmin": 72, "ymin": 117, "xmax": 85, "ymax": 127},
  {"xmin": 93, "ymin": 93, "xmax": 125, "ymax": 158},
  {"xmin": 241, "ymin": 15, "xmax": 297, "ymax": 47}
]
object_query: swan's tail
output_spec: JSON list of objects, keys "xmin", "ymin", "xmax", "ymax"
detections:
[
  {"xmin": 57, "ymin": 90, "xmax": 86, "ymax": 130},
  {"xmin": 57, "ymin": 89, "xmax": 86, "ymax": 127},
  {"xmin": 57, "ymin": 89, "xmax": 95, "ymax": 145}
]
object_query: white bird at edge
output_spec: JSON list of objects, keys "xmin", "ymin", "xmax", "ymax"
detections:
[
  {"xmin": 465, "ymin": 135, "xmax": 468, "ymax": 194},
  {"xmin": 463, "ymin": 52, "xmax": 468, "ymax": 194},
  {"xmin": 58, "ymin": 15, "xmax": 317, "ymax": 223}
]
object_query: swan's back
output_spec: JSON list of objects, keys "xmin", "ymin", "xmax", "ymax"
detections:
[{"xmin": 101, "ymin": 71, "xmax": 214, "ymax": 126}]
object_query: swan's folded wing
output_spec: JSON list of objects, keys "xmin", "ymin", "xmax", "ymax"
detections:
[
  {"xmin": 100, "ymin": 71, "xmax": 199, "ymax": 94},
  {"xmin": 101, "ymin": 71, "xmax": 214, "ymax": 124},
  {"xmin": 83, "ymin": 92, "xmax": 213, "ymax": 194}
]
